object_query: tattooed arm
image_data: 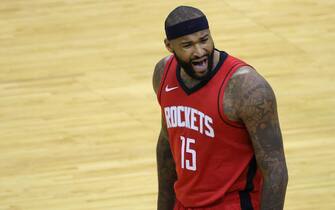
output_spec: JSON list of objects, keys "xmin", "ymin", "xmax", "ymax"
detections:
[
  {"xmin": 225, "ymin": 66, "xmax": 288, "ymax": 210},
  {"xmin": 153, "ymin": 57, "xmax": 177, "ymax": 210},
  {"xmin": 156, "ymin": 119, "xmax": 177, "ymax": 210}
]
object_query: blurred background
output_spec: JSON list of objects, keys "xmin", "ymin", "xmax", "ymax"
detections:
[{"xmin": 0, "ymin": 0, "xmax": 334, "ymax": 209}]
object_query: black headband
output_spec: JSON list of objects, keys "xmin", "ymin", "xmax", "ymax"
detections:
[{"xmin": 165, "ymin": 16, "xmax": 209, "ymax": 40}]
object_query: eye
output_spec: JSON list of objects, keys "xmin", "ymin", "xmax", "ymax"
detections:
[
  {"xmin": 182, "ymin": 44, "xmax": 192, "ymax": 49},
  {"xmin": 201, "ymin": 38, "xmax": 208, "ymax": 43}
]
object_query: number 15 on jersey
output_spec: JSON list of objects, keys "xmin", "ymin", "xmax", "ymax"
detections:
[{"xmin": 180, "ymin": 136, "xmax": 197, "ymax": 171}]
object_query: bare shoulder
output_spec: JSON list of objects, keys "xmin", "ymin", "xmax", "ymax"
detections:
[
  {"xmin": 223, "ymin": 66, "xmax": 276, "ymax": 123},
  {"xmin": 153, "ymin": 56, "xmax": 171, "ymax": 94},
  {"xmin": 234, "ymin": 67, "xmax": 276, "ymax": 120}
]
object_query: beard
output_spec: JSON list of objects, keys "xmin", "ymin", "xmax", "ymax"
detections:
[{"xmin": 174, "ymin": 47, "xmax": 215, "ymax": 80}]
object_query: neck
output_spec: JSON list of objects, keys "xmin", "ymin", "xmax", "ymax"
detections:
[{"xmin": 180, "ymin": 50, "xmax": 220, "ymax": 88}]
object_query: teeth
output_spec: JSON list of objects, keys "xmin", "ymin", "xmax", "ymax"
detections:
[{"xmin": 193, "ymin": 59, "xmax": 206, "ymax": 66}]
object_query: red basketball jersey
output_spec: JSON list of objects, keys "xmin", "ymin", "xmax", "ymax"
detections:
[{"xmin": 157, "ymin": 51, "xmax": 263, "ymax": 209}]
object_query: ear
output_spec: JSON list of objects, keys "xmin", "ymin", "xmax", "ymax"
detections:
[{"xmin": 164, "ymin": 38, "xmax": 174, "ymax": 53}]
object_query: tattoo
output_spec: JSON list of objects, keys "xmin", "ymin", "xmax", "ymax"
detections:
[
  {"xmin": 224, "ymin": 68, "xmax": 246, "ymax": 122},
  {"xmin": 153, "ymin": 57, "xmax": 177, "ymax": 210},
  {"xmin": 156, "ymin": 125, "xmax": 177, "ymax": 210},
  {"xmin": 225, "ymin": 67, "xmax": 288, "ymax": 210}
]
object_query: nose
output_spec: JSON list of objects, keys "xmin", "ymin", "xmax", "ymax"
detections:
[{"xmin": 193, "ymin": 44, "xmax": 206, "ymax": 58}]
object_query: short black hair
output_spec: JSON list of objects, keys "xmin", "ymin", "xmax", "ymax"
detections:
[{"xmin": 165, "ymin": 6, "xmax": 205, "ymax": 28}]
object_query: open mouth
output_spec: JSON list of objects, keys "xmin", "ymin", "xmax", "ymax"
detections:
[{"xmin": 191, "ymin": 58, "xmax": 208, "ymax": 73}]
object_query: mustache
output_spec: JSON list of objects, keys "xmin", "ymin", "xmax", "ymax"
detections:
[{"xmin": 190, "ymin": 54, "xmax": 210, "ymax": 63}]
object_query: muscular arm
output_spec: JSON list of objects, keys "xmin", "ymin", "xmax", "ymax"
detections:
[
  {"xmin": 156, "ymin": 120, "xmax": 177, "ymax": 210},
  {"xmin": 153, "ymin": 57, "xmax": 177, "ymax": 210},
  {"xmin": 225, "ymin": 67, "xmax": 288, "ymax": 210}
]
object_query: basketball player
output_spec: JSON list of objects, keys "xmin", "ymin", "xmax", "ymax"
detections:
[{"xmin": 153, "ymin": 6, "xmax": 288, "ymax": 210}]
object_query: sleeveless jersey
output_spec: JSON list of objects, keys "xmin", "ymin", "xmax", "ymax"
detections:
[{"xmin": 157, "ymin": 51, "xmax": 263, "ymax": 209}]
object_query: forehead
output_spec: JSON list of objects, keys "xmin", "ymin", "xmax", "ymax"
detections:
[{"xmin": 173, "ymin": 29, "xmax": 210, "ymax": 43}]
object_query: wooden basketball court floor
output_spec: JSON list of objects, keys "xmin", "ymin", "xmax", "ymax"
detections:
[{"xmin": 0, "ymin": 1, "xmax": 334, "ymax": 209}]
